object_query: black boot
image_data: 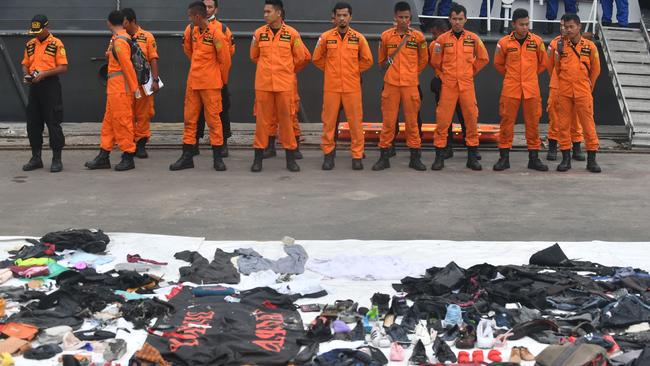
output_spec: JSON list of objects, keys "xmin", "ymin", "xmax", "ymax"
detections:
[
  {"xmin": 409, "ymin": 340, "xmax": 430, "ymax": 364},
  {"xmin": 586, "ymin": 151, "xmax": 601, "ymax": 173},
  {"xmin": 212, "ymin": 146, "xmax": 227, "ymax": 171},
  {"xmin": 475, "ymin": 149, "xmax": 482, "ymax": 160},
  {"xmin": 352, "ymin": 158, "xmax": 363, "ymax": 170},
  {"xmin": 388, "ymin": 145, "xmax": 396, "ymax": 157},
  {"xmin": 251, "ymin": 148, "xmax": 264, "ymax": 172},
  {"xmin": 528, "ymin": 150, "xmax": 549, "ymax": 171},
  {"xmin": 493, "ymin": 148, "xmax": 510, "ymax": 171},
  {"xmin": 572, "ymin": 142, "xmax": 586, "ymax": 161},
  {"xmin": 263, "ymin": 136, "xmax": 277, "ymax": 158},
  {"xmin": 294, "ymin": 136, "xmax": 303, "ymax": 160},
  {"xmin": 479, "ymin": 19, "xmax": 488, "ymax": 34},
  {"xmin": 409, "ymin": 148, "xmax": 426, "ymax": 171},
  {"xmin": 135, "ymin": 138, "xmax": 148, "ymax": 159},
  {"xmin": 557, "ymin": 150, "xmax": 572, "ymax": 172},
  {"xmin": 85, "ymin": 149, "xmax": 111, "ymax": 170},
  {"xmin": 466, "ymin": 147, "xmax": 482, "ymax": 171},
  {"xmin": 286, "ymin": 149, "xmax": 300, "ymax": 172},
  {"xmin": 221, "ymin": 139, "xmax": 229, "ymax": 158},
  {"xmin": 431, "ymin": 147, "xmax": 445, "ymax": 170},
  {"xmin": 322, "ymin": 151, "xmax": 335, "ymax": 170},
  {"xmin": 442, "ymin": 144, "xmax": 454, "ymax": 160},
  {"xmin": 547, "ymin": 139, "xmax": 558, "ymax": 161},
  {"xmin": 114, "ymin": 152, "xmax": 135, "ymax": 171},
  {"xmin": 50, "ymin": 149, "xmax": 63, "ymax": 173},
  {"xmin": 372, "ymin": 148, "xmax": 391, "ymax": 171},
  {"xmin": 169, "ymin": 144, "xmax": 195, "ymax": 171},
  {"xmin": 191, "ymin": 143, "xmax": 200, "ymax": 156},
  {"xmin": 23, "ymin": 147, "xmax": 43, "ymax": 171}
]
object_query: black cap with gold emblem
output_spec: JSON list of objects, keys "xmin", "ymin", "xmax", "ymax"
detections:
[{"xmin": 29, "ymin": 14, "xmax": 49, "ymax": 35}]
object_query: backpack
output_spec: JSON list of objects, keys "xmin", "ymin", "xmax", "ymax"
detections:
[
  {"xmin": 535, "ymin": 344, "xmax": 610, "ymax": 366},
  {"xmin": 112, "ymin": 35, "xmax": 150, "ymax": 85}
]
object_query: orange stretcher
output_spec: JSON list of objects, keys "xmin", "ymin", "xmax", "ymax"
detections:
[{"xmin": 337, "ymin": 122, "xmax": 500, "ymax": 143}]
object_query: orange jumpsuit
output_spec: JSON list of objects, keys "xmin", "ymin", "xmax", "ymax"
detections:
[
  {"xmin": 494, "ymin": 32, "xmax": 547, "ymax": 150},
  {"xmin": 550, "ymin": 36, "xmax": 601, "ymax": 151},
  {"xmin": 430, "ymin": 30, "xmax": 489, "ymax": 148},
  {"xmin": 547, "ymin": 35, "xmax": 583, "ymax": 143},
  {"xmin": 132, "ymin": 26, "xmax": 158, "ymax": 143},
  {"xmin": 268, "ymin": 42, "xmax": 312, "ymax": 144},
  {"xmin": 251, "ymin": 23, "xmax": 307, "ymax": 150},
  {"xmin": 378, "ymin": 27, "xmax": 428, "ymax": 149},
  {"xmin": 182, "ymin": 21, "xmax": 231, "ymax": 147},
  {"xmin": 100, "ymin": 30, "xmax": 139, "ymax": 153},
  {"xmin": 313, "ymin": 27, "xmax": 373, "ymax": 159}
]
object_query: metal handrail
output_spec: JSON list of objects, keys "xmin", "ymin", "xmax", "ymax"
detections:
[
  {"xmin": 419, "ymin": 0, "xmax": 598, "ymax": 32},
  {"xmin": 598, "ymin": 22, "xmax": 636, "ymax": 142}
]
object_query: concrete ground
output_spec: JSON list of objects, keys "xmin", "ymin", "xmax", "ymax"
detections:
[{"xmin": 1, "ymin": 148, "xmax": 648, "ymax": 241}]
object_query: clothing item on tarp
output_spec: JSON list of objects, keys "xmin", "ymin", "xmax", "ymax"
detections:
[
  {"xmin": 307, "ymin": 256, "xmax": 429, "ymax": 281},
  {"xmin": 58, "ymin": 251, "xmax": 115, "ymax": 268},
  {"xmin": 122, "ymin": 298, "xmax": 175, "ymax": 329},
  {"xmin": 529, "ymin": 243, "xmax": 572, "ymax": 267},
  {"xmin": 146, "ymin": 287, "xmax": 304, "ymax": 366},
  {"xmin": 39, "ymin": 229, "xmax": 110, "ymax": 253},
  {"xmin": 23, "ymin": 344, "xmax": 62, "ymax": 360},
  {"xmin": 535, "ymin": 343, "xmax": 609, "ymax": 366},
  {"xmin": 235, "ymin": 244, "xmax": 308, "ymax": 275},
  {"xmin": 601, "ymin": 295, "xmax": 650, "ymax": 328},
  {"xmin": 174, "ymin": 248, "xmax": 240, "ymax": 284},
  {"xmin": 305, "ymin": 346, "xmax": 388, "ymax": 366},
  {"xmin": 8, "ymin": 241, "xmax": 55, "ymax": 260}
]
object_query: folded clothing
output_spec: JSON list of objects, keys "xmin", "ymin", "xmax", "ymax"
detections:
[
  {"xmin": 0, "ymin": 337, "xmax": 30, "ymax": 355},
  {"xmin": 23, "ymin": 344, "xmax": 62, "ymax": 360},
  {"xmin": 0, "ymin": 323, "xmax": 39, "ymax": 340},
  {"xmin": 9, "ymin": 265, "xmax": 49, "ymax": 278}
]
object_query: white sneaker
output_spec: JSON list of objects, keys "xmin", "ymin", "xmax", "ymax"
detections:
[
  {"xmin": 412, "ymin": 322, "xmax": 432, "ymax": 346},
  {"xmin": 371, "ymin": 323, "xmax": 391, "ymax": 348},
  {"xmin": 476, "ymin": 318, "xmax": 495, "ymax": 349}
]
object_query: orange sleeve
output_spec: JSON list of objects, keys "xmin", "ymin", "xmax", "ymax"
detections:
[
  {"xmin": 214, "ymin": 28, "xmax": 232, "ymax": 85},
  {"xmin": 430, "ymin": 39, "xmax": 443, "ymax": 75},
  {"xmin": 183, "ymin": 25, "xmax": 192, "ymax": 59},
  {"xmin": 417, "ymin": 33, "xmax": 428, "ymax": 73},
  {"xmin": 54, "ymin": 40, "xmax": 68, "ymax": 66},
  {"xmin": 226, "ymin": 27, "xmax": 236, "ymax": 57},
  {"xmin": 546, "ymin": 39, "xmax": 556, "ymax": 77},
  {"xmin": 473, "ymin": 36, "xmax": 489, "ymax": 76},
  {"xmin": 312, "ymin": 34, "xmax": 327, "ymax": 71},
  {"xmin": 250, "ymin": 30, "xmax": 260, "ymax": 64},
  {"xmin": 115, "ymin": 38, "xmax": 139, "ymax": 92},
  {"xmin": 296, "ymin": 41, "xmax": 311, "ymax": 73},
  {"xmin": 537, "ymin": 39, "xmax": 547, "ymax": 75},
  {"xmin": 358, "ymin": 35, "xmax": 373, "ymax": 73},
  {"xmin": 377, "ymin": 33, "xmax": 388, "ymax": 69},
  {"xmin": 291, "ymin": 31, "xmax": 307, "ymax": 73},
  {"xmin": 589, "ymin": 43, "xmax": 601, "ymax": 90},
  {"xmin": 147, "ymin": 33, "xmax": 159, "ymax": 60},
  {"xmin": 21, "ymin": 46, "xmax": 29, "ymax": 67},
  {"xmin": 493, "ymin": 39, "xmax": 506, "ymax": 76}
]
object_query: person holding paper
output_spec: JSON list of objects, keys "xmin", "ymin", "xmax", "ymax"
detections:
[{"xmin": 123, "ymin": 8, "xmax": 159, "ymax": 159}]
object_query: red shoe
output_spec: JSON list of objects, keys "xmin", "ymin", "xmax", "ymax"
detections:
[
  {"xmin": 458, "ymin": 351, "xmax": 470, "ymax": 363},
  {"xmin": 472, "ymin": 350, "xmax": 484, "ymax": 363},
  {"xmin": 488, "ymin": 349, "xmax": 503, "ymax": 362}
]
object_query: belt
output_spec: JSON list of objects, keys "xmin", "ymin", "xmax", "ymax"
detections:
[{"xmin": 107, "ymin": 71, "xmax": 124, "ymax": 79}]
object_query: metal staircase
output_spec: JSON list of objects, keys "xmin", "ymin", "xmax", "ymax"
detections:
[{"xmin": 599, "ymin": 19, "xmax": 650, "ymax": 147}]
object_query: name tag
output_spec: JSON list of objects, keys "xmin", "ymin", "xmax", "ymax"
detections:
[
  {"xmin": 279, "ymin": 33, "xmax": 292, "ymax": 42},
  {"xmin": 259, "ymin": 33, "xmax": 269, "ymax": 42}
]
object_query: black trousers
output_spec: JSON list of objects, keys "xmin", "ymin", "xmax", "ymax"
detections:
[
  {"xmin": 26, "ymin": 76, "xmax": 65, "ymax": 150},
  {"xmin": 196, "ymin": 84, "xmax": 232, "ymax": 142}
]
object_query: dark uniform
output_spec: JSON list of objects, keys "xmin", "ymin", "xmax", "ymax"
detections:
[
  {"xmin": 194, "ymin": 15, "xmax": 235, "ymax": 157},
  {"xmin": 21, "ymin": 15, "xmax": 68, "ymax": 172}
]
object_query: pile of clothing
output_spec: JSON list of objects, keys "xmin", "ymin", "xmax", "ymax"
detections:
[{"xmin": 1, "ymin": 230, "xmax": 649, "ymax": 366}]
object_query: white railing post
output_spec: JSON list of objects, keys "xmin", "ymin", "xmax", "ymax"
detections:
[
  {"xmin": 487, "ymin": 0, "xmax": 492, "ymax": 32},
  {"xmin": 530, "ymin": 0, "xmax": 535, "ymax": 30}
]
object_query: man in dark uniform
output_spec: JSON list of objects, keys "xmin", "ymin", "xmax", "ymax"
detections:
[
  {"xmin": 21, "ymin": 15, "xmax": 68, "ymax": 172},
  {"xmin": 193, "ymin": 0, "xmax": 234, "ymax": 157}
]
